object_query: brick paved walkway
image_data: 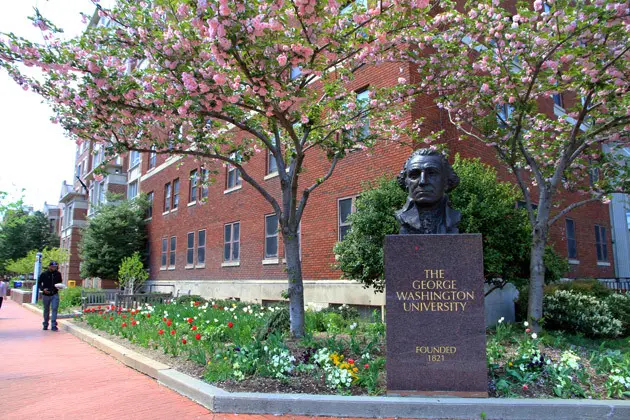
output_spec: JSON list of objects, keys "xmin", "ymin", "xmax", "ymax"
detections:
[{"xmin": 0, "ymin": 299, "xmax": 412, "ymax": 420}]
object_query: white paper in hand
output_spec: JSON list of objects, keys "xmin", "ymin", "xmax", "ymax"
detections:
[{"xmin": 55, "ymin": 283, "xmax": 67, "ymax": 289}]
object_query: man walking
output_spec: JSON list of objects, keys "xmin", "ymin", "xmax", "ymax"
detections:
[{"xmin": 38, "ymin": 261, "xmax": 63, "ymax": 331}]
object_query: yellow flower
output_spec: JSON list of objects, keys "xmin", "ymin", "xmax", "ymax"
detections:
[
  {"xmin": 508, "ymin": 362, "xmax": 513, "ymax": 367},
  {"xmin": 352, "ymin": 367, "xmax": 358, "ymax": 373}
]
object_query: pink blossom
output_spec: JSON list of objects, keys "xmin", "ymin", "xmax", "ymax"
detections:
[
  {"xmin": 277, "ymin": 54, "xmax": 288, "ymax": 67},
  {"xmin": 213, "ymin": 73, "xmax": 226, "ymax": 85},
  {"xmin": 480, "ymin": 83, "xmax": 491, "ymax": 94}
]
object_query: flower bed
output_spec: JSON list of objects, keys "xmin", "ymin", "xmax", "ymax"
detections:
[
  {"xmin": 80, "ymin": 299, "xmax": 385, "ymax": 395},
  {"xmin": 79, "ymin": 299, "xmax": 630, "ymax": 398}
]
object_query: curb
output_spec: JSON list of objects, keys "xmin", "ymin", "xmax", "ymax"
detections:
[
  {"xmin": 22, "ymin": 302, "xmax": 79, "ymax": 319},
  {"xmin": 20, "ymin": 303, "xmax": 630, "ymax": 419}
]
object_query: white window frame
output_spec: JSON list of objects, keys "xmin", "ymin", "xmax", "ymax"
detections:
[
  {"xmin": 189, "ymin": 169, "xmax": 198, "ymax": 204},
  {"xmin": 172, "ymin": 178, "xmax": 180, "ymax": 210},
  {"xmin": 338, "ymin": 196, "xmax": 357, "ymax": 241},
  {"xmin": 164, "ymin": 182, "xmax": 171, "ymax": 212},
  {"xmin": 128, "ymin": 180, "xmax": 138, "ymax": 199},
  {"xmin": 169, "ymin": 236, "xmax": 177, "ymax": 269},
  {"xmin": 223, "ymin": 222, "xmax": 240, "ymax": 263},
  {"xmin": 264, "ymin": 214, "xmax": 279, "ymax": 261},
  {"xmin": 160, "ymin": 238, "xmax": 168, "ymax": 269},
  {"xmin": 197, "ymin": 229, "xmax": 206, "ymax": 267},
  {"xmin": 129, "ymin": 150, "xmax": 141, "ymax": 169},
  {"xmin": 186, "ymin": 232, "xmax": 195, "ymax": 267}
]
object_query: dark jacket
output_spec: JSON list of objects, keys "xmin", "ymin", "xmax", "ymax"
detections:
[
  {"xmin": 395, "ymin": 197, "xmax": 461, "ymax": 235},
  {"xmin": 38, "ymin": 270, "xmax": 63, "ymax": 296}
]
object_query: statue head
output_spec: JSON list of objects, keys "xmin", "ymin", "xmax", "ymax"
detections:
[{"xmin": 397, "ymin": 149, "xmax": 459, "ymax": 208}]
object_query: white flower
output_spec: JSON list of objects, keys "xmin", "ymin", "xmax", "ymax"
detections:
[
  {"xmin": 531, "ymin": 333, "xmax": 538, "ymax": 339},
  {"xmin": 523, "ymin": 321, "xmax": 529, "ymax": 327},
  {"xmin": 498, "ymin": 317, "xmax": 504, "ymax": 324},
  {"xmin": 349, "ymin": 322, "xmax": 357, "ymax": 330}
]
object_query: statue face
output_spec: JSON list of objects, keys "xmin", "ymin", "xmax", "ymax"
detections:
[{"xmin": 405, "ymin": 154, "xmax": 446, "ymax": 207}]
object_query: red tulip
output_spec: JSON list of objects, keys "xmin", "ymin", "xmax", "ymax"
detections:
[
  {"xmin": 158, "ymin": 329, "xmax": 164, "ymax": 335},
  {"xmin": 171, "ymin": 330, "xmax": 176, "ymax": 335},
  {"xmin": 146, "ymin": 313, "xmax": 150, "ymax": 318},
  {"xmin": 131, "ymin": 320, "xmax": 137, "ymax": 326},
  {"xmin": 227, "ymin": 322, "xmax": 234, "ymax": 328},
  {"xmin": 364, "ymin": 364, "xmax": 369, "ymax": 369},
  {"xmin": 522, "ymin": 384, "xmax": 529, "ymax": 390},
  {"xmin": 122, "ymin": 314, "xmax": 127, "ymax": 319},
  {"xmin": 109, "ymin": 317, "xmax": 113, "ymax": 321},
  {"xmin": 348, "ymin": 359, "xmax": 355, "ymax": 365},
  {"xmin": 166, "ymin": 320, "xmax": 172, "ymax": 327},
  {"xmin": 191, "ymin": 325, "xmax": 197, "ymax": 331},
  {"xmin": 181, "ymin": 338, "xmax": 187, "ymax": 344},
  {"xmin": 525, "ymin": 328, "xmax": 531, "ymax": 333},
  {"xmin": 187, "ymin": 317, "xmax": 194, "ymax": 324},
  {"xmin": 195, "ymin": 333, "xmax": 201, "ymax": 340},
  {"xmin": 121, "ymin": 322, "xmax": 127, "ymax": 327}
]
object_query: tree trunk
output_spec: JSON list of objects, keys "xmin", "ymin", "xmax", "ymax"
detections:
[
  {"xmin": 283, "ymin": 229, "xmax": 305, "ymax": 338},
  {"xmin": 527, "ymin": 225, "xmax": 548, "ymax": 332}
]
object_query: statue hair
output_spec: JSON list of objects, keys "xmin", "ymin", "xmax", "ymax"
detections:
[{"xmin": 396, "ymin": 148, "xmax": 460, "ymax": 192}]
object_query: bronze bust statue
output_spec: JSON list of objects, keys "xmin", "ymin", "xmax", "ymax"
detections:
[{"xmin": 395, "ymin": 149, "xmax": 461, "ymax": 234}]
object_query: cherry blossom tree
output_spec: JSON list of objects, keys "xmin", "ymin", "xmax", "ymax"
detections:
[
  {"xmin": 413, "ymin": 0, "xmax": 630, "ymax": 331},
  {"xmin": 0, "ymin": 0, "xmax": 433, "ymax": 337}
]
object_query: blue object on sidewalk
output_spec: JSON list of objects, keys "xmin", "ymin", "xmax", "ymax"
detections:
[{"xmin": 14, "ymin": 281, "xmax": 22, "ymax": 288}]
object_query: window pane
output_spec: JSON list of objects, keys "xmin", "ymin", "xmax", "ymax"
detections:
[
  {"xmin": 198, "ymin": 230, "xmax": 206, "ymax": 247},
  {"xmin": 566, "ymin": 219, "xmax": 575, "ymax": 239},
  {"xmin": 224, "ymin": 224, "xmax": 231, "ymax": 243},
  {"xmin": 233, "ymin": 223, "xmax": 240, "ymax": 241},
  {"xmin": 187, "ymin": 249, "xmax": 194, "ymax": 265},
  {"xmin": 595, "ymin": 226, "xmax": 601, "ymax": 244},
  {"xmin": 568, "ymin": 239, "xmax": 577, "ymax": 259},
  {"xmin": 170, "ymin": 237, "xmax": 176, "ymax": 251},
  {"xmin": 227, "ymin": 169, "xmax": 234, "ymax": 188},
  {"xmin": 224, "ymin": 243, "xmax": 231, "ymax": 261},
  {"xmin": 265, "ymin": 237, "xmax": 278, "ymax": 258},
  {"xmin": 187, "ymin": 232, "xmax": 194, "ymax": 248},
  {"xmin": 339, "ymin": 199, "xmax": 353, "ymax": 224},
  {"xmin": 198, "ymin": 247, "xmax": 205, "ymax": 265},
  {"xmin": 170, "ymin": 252, "xmax": 175, "ymax": 266},
  {"xmin": 268, "ymin": 152, "xmax": 278, "ymax": 173},
  {"xmin": 232, "ymin": 242, "xmax": 240, "ymax": 260},
  {"xmin": 266, "ymin": 214, "xmax": 278, "ymax": 235},
  {"xmin": 602, "ymin": 244, "xmax": 608, "ymax": 261}
]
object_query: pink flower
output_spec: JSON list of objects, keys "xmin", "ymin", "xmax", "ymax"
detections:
[
  {"xmin": 213, "ymin": 73, "xmax": 226, "ymax": 85},
  {"xmin": 480, "ymin": 83, "xmax": 490, "ymax": 94},
  {"xmin": 277, "ymin": 54, "xmax": 288, "ymax": 67}
]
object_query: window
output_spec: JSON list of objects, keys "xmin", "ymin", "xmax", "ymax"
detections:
[
  {"xmin": 566, "ymin": 218, "xmax": 577, "ymax": 259},
  {"xmin": 161, "ymin": 238, "xmax": 167, "ymax": 268},
  {"xmin": 595, "ymin": 225, "xmax": 608, "ymax": 262},
  {"xmin": 146, "ymin": 191, "xmax": 154, "ymax": 218},
  {"xmin": 264, "ymin": 214, "xmax": 279, "ymax": 259},
  {"xmin": 338, "ymin": 197, "xmax": 356, "ymax": 241},
  {"xmin": 128, "ymin": 180, "xmax": 138, "ymax": 199},
  {"xmin": 267, "ymin": 149, "xmax": 278, "ymax": 174},
  {"xmin": 76, "ymin": 163, "xmax": 82, "ymax": 179},
  {"xmin": 186, "ymin": 232, "xmax": 195, "ymax": 266},
  {"xmin": 189, "ymin": 170, "xmax": 198, "ymax": 203},
  {"xmin": 224, "ymin": 222, "xmax": 240, "ymax": 262},
  {"xmin": 148, "ymin": 147, "xmax": 157, "ymax": 169},
  {"xmin": 164, "ymin": 182, "xmax": 171, "ymax": 212},
  {"xmin": 588, "ymin": 161, "xmax": 600, "ymax": 187},
  {"xmin": 343, "ymin": 88, "xmax": 370, "ymax": 143},
  {"xmin": 172, "ymin": 178, "xmax": 180, "ymax": 209},
  {"xmin": 227, "ymin": 163, "xmax": 242, "ymax": 189},
  {"xmin": 129, "ymin": 150, "xmax": 141, "ymax": 168},
  {"xmin": 553, "ymin": 93, "xmax": 564, "ymax": 108},
  {"xmin": 200, "ymin": 168, "xmax": 209, "ymax": 200},
  {"xmin": 197, "ymin": 230, "xmax": 206, "ymax": 266},
  {"xmin": 169, "ymin": 236, "xmax": 176, "ymax": 267}
]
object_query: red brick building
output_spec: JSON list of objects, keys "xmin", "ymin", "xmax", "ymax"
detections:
[{"xmin": 132, "ymin": 61, "xmax": 614, "ymax": 307}]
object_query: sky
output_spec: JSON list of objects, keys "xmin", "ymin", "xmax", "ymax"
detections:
[{"xmin": 0, "ymin": 0, "xmax": 96, "ymax": 210}]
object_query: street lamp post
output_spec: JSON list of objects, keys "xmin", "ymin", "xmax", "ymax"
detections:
[{"xmin": 31, "ymin": 252, "xmax": 42, "ymax": 304}]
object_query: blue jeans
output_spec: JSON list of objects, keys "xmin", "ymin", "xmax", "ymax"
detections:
[{"xmin": 43, "ymin": 294, "xmax": 60, "ymax": 329}]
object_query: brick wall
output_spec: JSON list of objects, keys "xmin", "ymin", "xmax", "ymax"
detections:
[{"xmin": 137, "ymin": 60, "xmax": 614, "ymax": 284}]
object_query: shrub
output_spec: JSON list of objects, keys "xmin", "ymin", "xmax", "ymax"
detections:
[
  {"xmin": 606, "ymin": 293, "xmax": 630, "ymax": 336},
  {"xmin": 545, "ymin": 279, "xmax": 614, "ymax": 299},
  {"xmin": 118, "ymin": 252, "xmax": 148, "ymax": 294},
  {"xmin": 175, "ymin": 294, "xmax": 207, "ymax": 305},
  {"xmin": 544, "ymin": 290, "xmax": 622, "ymax": 338},
  {"xmin": 256, "ymin": 306, "xmax": 290, "ymax": 341}
]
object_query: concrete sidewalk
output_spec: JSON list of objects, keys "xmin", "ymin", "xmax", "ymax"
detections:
[{"xmin": 0, "ymin": 299, "xmax": 364, "ymax": 420}]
